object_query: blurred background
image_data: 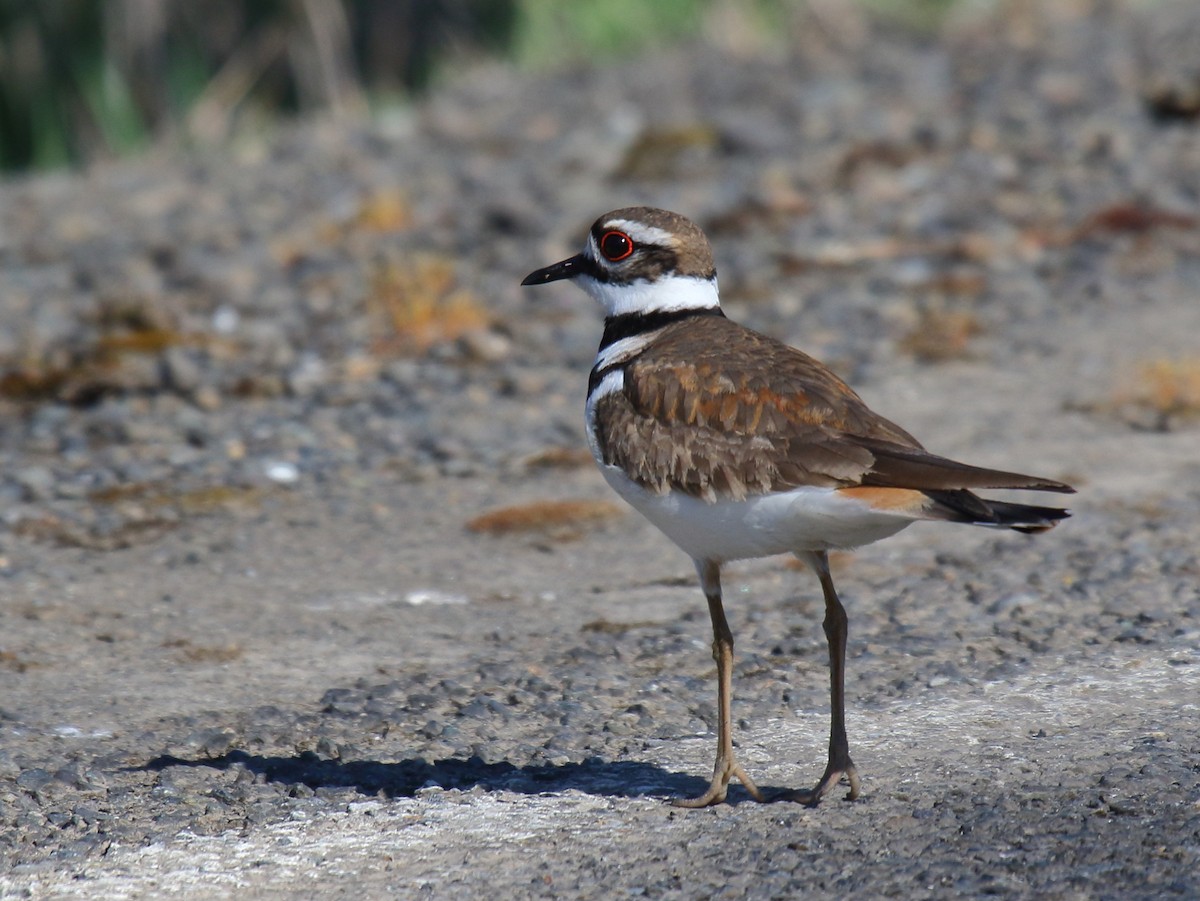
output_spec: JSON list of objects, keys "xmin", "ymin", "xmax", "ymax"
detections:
[{"xmin": 0, "ymin": 0, "xmax": 964, "ymax": 173}]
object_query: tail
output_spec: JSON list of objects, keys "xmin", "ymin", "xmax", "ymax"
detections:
[
  {"xmin": 850, "ymin": 438, "xmax": 1074, "ymax": 533},
  {"xmin": 981, "ymin": 499, "xmax": 1072, "ymax": 533},
  {"xmin": 924, "ymin": 489, "xmax": 1072, "ymax": 534}
]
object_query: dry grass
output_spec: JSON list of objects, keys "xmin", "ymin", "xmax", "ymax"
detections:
[
  {"xmin": 89, "ymin": 482, "xmax": 267, "ymax": 514},
  {"xmin": 1073, "ymin": 203, "xmax": 1197, "ymax": 240},
  {"xmin": 0, "ymin": 649, "xmax": 43, "ymax": 673},
  {"xmin": 8, "ymin": 482, "xmax": 267, "ymax": 552},
  {"xmin": 367, "ymin": 254, "xmax": 490, "ymax": 356},
  {"xmin": 11, "ymin": 514, "xmax": 178, "ymax": 550},
  {"xmin": 352, "ymin": 189, "xmax": 413, "ymax": 233},
  {"xmin": 899, "ymin": 308, "xmax": 982, "ymax": 362},
  {"xmin": 162, "ymin": 638, "xmax": 244, "ymax": 664},
  {"xmin": 618, "ymin": 124, "xmax": 720, "ymax": 179},
  {"xmin": 0, "ymin": 319, "xmax": 233, "ymax": 405},
  {"xmin": 1076, "ymin": 356, "xmax": 1200, "ymax": 431},
  {"xmin": 1113, "ymin": 358, "xmax": 1200, "ymax": 425},
  {"xmin": 520, "ymin": 447, "xmax": 595, "ymax": 470},
  {"xmin": 466, "ymin": 499, "xmax": 625, "ymax": 541},
  {"xmin": 914, "ymin": 271, "xmax": 987, "ymax": 297},
  {"xmin": 314, "ymin": 188, "xmax": 414, "ymax": 245},
  {"xmin": 581, "ymin": 619, "xmax": 663, "ymax": 635},
  {"xmin": 835, "ymin": 137, "xmax": 931, "ymax": 186}
]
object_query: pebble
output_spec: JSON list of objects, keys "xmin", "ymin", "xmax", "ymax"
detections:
[
  {"xmin": 15, "ymin": 769, "xmax": 54, "ymax": 793},
  {"xmin": 13, "ymin": 467, "xmax": 55, "ymax": 502},
  {"xmin": 264, "ymin": 461, "xmax": 300, "ymax": 484}
]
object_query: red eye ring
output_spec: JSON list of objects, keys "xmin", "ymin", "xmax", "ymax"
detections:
[{"xmin": 599, "ymin": 230, "xmax": 635, "ymax": 262}]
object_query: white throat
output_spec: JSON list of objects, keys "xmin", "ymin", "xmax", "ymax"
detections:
[{"xmin": 578, "ymin": 273, "xmax": 721, "ymax": 318}]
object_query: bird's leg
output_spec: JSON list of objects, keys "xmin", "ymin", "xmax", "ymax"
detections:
[
  {"xmin": 784, "ymin": 550, "xmax": 861, "ymax": 805},
  {"xmin": 673, "ymin": 560, "xmax": 766, "ymax": 808}
]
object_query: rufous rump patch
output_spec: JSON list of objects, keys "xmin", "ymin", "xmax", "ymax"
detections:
[{"xmin": 836, "ymin": 486, "xmax": 931, "ymax": 514}]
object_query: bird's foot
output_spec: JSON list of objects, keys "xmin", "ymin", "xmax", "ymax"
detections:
[
  {"xmin": 778, "ymin": 759, "xmax": 861, "ymax": 806},
  {"xmin": 672, "ymin": 755, "xmax": 766, "ymax": 808}
]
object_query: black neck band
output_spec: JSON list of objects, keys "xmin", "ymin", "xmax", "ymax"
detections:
[{"xmin": 597, "ymin": 306, "xmax": 725, "ymax": 353}]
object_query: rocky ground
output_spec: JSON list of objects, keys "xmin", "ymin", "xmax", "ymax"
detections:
[{"xmin": 2, "ymin": 1, "xmax": 1199, "ymax": 898}]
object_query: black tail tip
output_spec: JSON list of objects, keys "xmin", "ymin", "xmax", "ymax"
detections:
[{"xmin": 1007, "ymin": 506, "xmax": 1072, "ymax": 533}]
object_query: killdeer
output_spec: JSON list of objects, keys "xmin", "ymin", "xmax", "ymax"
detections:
[{"xmin": 521, "ymin": 207, "xmax": 1073, "ymax": 808}]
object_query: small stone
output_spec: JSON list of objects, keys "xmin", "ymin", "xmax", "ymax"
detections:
[
  {"xmin": 13, "ymin": 467, "xmax": 55, "ymax": 501},
  {"xmin": 287, "ymin": 354, "xmax": 329, "ymax": 397},
  {"xmin": 185, "ymin": 728, "xmax": 235, "ymax": 757},
  {"xmin": 264, "ymin": 461, "xmax": 300, "ymax": 484},
  {"xmin": 163, "ymin": 346, "xmax": 204, "ymax": 393},
  {"xmin": 15, "ymin": 769, "xmax": 54, "ymax": 792},
  {"xmin": 458, "ymin": 328, "xmax": 512, "ymax": 363},
  {"xmin": 212, "ymin": 305, "xmax": 240, "ymax": 334}
]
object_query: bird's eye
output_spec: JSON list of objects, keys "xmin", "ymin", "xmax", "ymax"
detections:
[{"xmin": 599, "ymin": 230, "xmax": 635, "ymax": 262}]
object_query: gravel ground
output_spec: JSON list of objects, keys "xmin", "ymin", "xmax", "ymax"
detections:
[{"xmin": 2, "ymin": 2, "xmax": 1200, "ymax": 898}]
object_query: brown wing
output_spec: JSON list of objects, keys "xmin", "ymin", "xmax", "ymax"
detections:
[{"xmin": 595, "ymin": 316, "xmax": 1073, "ymax": 502}]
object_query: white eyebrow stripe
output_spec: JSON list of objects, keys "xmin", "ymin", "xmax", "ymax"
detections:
[{"xmin": 602, "ymin": 219, "xmax": 675, "ymax": 246}]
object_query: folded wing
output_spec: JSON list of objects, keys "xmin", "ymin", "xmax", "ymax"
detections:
[{"xmin": 594, "ymin": 317, "xmax": 1072, "ymax": 529}]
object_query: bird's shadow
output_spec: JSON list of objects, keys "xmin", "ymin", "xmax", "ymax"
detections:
[{"xmin": 135, "ymin": 750, "xmax": 777, "ymax": 804}]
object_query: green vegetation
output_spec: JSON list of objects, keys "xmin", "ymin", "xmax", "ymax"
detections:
[
  {"xmin": 0, "ymin": 0, "xmax": 969, "ymax": 174},
  {"xmin": 859, "ymin": 0, "xmax": 967, "ymax": 31},
  {"xmin": 512, "ymin": 0, "xmax": 711, "ymax": 67}
]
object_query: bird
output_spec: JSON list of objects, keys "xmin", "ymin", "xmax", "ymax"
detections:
[{"xmin": 521, "ymin": 206, "xmax": 1074, "ymax": 808}]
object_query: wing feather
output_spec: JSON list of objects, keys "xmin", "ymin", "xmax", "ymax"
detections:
[{"xmin": 594, "ymin": 316, "xmax": 1073, "ymax": 502}]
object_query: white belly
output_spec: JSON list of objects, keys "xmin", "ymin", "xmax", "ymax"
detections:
[{"xmin": 597, "ymin": 463, "xmax": 913, "ymax": 563}]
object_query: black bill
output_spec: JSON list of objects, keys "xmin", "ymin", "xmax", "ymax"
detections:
[{"xmin": 521, "ymin": 253, "xmax": 586, "ymax": 286}]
